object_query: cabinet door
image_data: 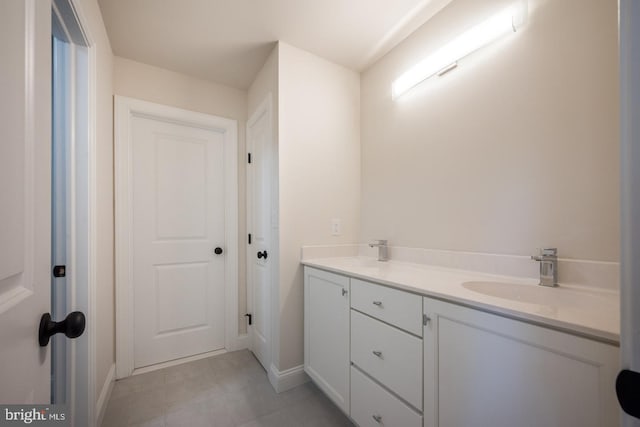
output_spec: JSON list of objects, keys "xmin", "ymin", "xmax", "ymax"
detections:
[
  {"xmin": 304, "ymin": 267, "xmax": 350, "ymax": 414},
  {"xmin": 424, "ymin": 297, "xmax": 619, "ymax": 427}
]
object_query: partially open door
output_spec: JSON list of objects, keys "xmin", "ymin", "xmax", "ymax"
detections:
[
  {"xmin": 0, "ymin": 0, "xmax": 53, "ymax": 404},
  {"xmin": 618, "ymin": 1, "xmax": 640, "ymax": 426},
  {"xmin": 246, "ymin": 95, "xmax": 274, "ymax": 372}
]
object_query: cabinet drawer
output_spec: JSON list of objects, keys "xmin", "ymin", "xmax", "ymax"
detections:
[
  {"xmin": 351, "ymin": 278, "xmax": 422, "ymax": 336},
  {"xmin": 351, "ymin": 310, "xmax": 422, "ymax": 409},
  {"xmin": 351, "ymin": 366, "xmax": 422, "ymax": 427}
]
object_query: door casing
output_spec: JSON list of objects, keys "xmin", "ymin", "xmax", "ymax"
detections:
[
  {"xmin": 51, "ymin": 1, "xmax": 98, "ymax": 425},
  {"xmin": 114, "ymin": 96, "xmax": 240, "ymax": 379}
]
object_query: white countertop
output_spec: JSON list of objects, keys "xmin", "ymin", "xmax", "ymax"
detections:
[{"xmin": 302, "ymin": 256, "xmax": 620, "ymax": 344}]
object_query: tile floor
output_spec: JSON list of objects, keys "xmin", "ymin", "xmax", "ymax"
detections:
[{"xmin": 102, "ymin": 350, "xmax": 354, "ymax": 427}]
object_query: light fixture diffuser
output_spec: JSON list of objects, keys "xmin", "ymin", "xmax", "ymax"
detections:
[{"xmin": 392, "ymin": 5, "xmax": 525, "ymax": 99}]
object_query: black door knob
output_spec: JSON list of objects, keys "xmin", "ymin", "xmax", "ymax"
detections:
[
  {"xmin": 257, "ymin": 250, "xmax": 268, "ymax": 260},
  {"xmin": 39, "ymin": 311, "xmax": 86, "ymax": 347},
  {"xmin": 214, "ymin": 247, "xmax": 223, "ymax": 255},
  {"xmin": 617, "ymin": 369, "xmax": 640, "ymax": 419}
]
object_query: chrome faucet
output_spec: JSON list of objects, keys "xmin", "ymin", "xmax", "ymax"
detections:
[
  {"xmin": 530, "ymin": 248, "xmax": 558, "ymax": 287},
  {"xmin": 369, "ymin": 240, "xmax": 388, "ymax": 262}
]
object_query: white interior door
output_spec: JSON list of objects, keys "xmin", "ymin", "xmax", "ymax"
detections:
[
  {"xmin": 247, "ymin": 95, "xmax": 273, "ymax": 371},
  {"xmin": 131, "ymin": 112, "xmax": 227, "ymax": 369},
  {"xmin": 0, "ymin": 0, "xmax": 52, "ymax": 404}
]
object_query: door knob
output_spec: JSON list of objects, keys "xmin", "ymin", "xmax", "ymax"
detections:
[
  {"xmin": 617, "ymin": 369, "xmax": 640, "ymax": 418},
  {"xmin": 39, "ymin": 311, "xmax": 86, "ymax": 347},
  {"xmin": 214, "ymin": 247, "xmax": 223, "ymax": 255},
  {"xmin": 257, "ymin": 250, "xmax": 268, "ymax": 260}
]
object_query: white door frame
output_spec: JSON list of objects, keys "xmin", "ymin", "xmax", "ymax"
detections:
[
  {"xmin": 246, "ymin": 94, "xmax": 273, "ymax": 371},
  {"xmin": 114, "ymin": 96, "xmax": 239, "ymax": 378},
  {"xmin": 51, "ymin": 0, "xmax": 98, "ymax": 425},
  {"xmin": 619, "ymin": 1, "xmax": 640, "ymax": 426}
]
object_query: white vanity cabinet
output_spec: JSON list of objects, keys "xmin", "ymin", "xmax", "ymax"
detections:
[
  {"xmin": 423, "ymin": 296, "xmax": 620, "ymax": 427},
  {"xmin": 303, "ymin": 267, "xmax": 350, "ymax": 413},
  {"xmin": 303, "ymin": 264, "xmax": 620, "ymax": 427}
]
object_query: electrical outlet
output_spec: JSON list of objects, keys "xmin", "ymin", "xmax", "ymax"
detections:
[{"xmin": 331, "ymin": 218, "xmax": 342, "ymax": 236}]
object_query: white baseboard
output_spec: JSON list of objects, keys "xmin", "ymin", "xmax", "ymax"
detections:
[
  {"xmin": 95, "ymin": 364, "xmax": 115, "ymax": 427},
  {"xmin": 268, "ymin": 363, "xmax": 309, "ymax": 393},
  {"xmin": 234, "ymin": 333, "xmax": 249, "ymax": 351}
]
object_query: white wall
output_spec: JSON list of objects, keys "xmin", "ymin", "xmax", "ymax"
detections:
[
  {"xmin": 74, "ymin": 0, "xmax": 115, "ymax": 414},
  {"xmin": 277, "ymin": 42, "xmax": 361, "ymax": 370},
  {"xmin": 113, "ymin": 57, "xmax": 249, "ymax": 334},
  {"xmin": 248, "ymin": 45, "xmax": 279, "ymax": 119},
  {"xmin": 361, "ymin": 0, "xmax": 619, "ymax": 262}
]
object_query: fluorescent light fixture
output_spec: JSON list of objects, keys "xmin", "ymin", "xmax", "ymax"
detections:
[{"xmin": 392, "ymin": 4, "xmax": 526, "ymax": 99}]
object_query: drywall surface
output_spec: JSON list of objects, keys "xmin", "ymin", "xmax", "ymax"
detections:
[
  {"xmin": 277, "ymin": 42, "xmax": 361, "ymax": 370},
  {"xmin": 360, "ymin": 0, "xmax": 619, "ymax": 262},
  {"xmin": 249, "ymin": 45, "xmax": 278, "ymax": 115},
  {"xmin": 113, "ymin": 57, "xmax": 249, "ymax": 334},
  {"xmin": 75, "ymin": 0, "xmax": 115, "ymax": 411}
]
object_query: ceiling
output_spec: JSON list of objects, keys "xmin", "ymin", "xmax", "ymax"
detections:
[{"xmin": 98, "ymin": 0, "xmax": 452, "ymax": 89}]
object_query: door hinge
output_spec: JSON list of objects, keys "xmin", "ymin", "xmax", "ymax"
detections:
[
  {"xmin": 53, "ymin": 265, "xmax": 66, "ymax": 278},
  {"xmin": 245, "ymin": 313, "xmax": 252, "ymax": 325},
  {"xmin": 248, "ymin": 153, "xmax": 252, "ymax": 164},
  {"xmin": 248, "ymin": 233, "xmax": 252, "ymax": 244}
]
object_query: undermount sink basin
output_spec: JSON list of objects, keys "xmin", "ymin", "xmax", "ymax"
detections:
[{"xmin": 461, "ymin": 281, "xmax": 616, "ymax": 311}]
